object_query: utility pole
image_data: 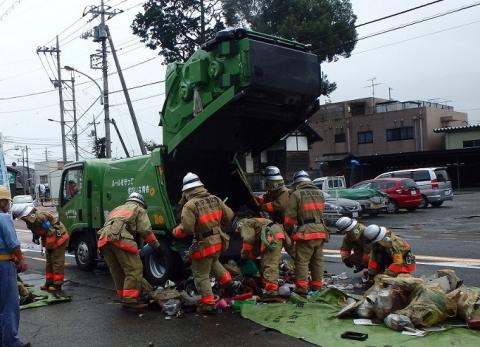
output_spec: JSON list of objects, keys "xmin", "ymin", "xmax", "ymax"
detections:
[
  {"xmin": 107, "ymin": 26, "xmax": 146, "ymax": 155},
  {"xmin": 110, "ymin": 119, "xmax": 130, "ymax": 158},
  {"xmin": 21, "ymin": 149, "xmax": 25, "ymax": 194},
  {"xmin": 100, "ymin": 0, "xmax": 111, "ymax": 158},
  {"xmin": 56, "ymin": 37, "xmax": 67, "ymax": 163},
  {"xmin": 71, "ymin": 76, "xmax": 79, "ymax": 161},
  {"xmin": 37, "ymin": 38, "xmax": 67, "ymax": 162},
  {"xmin": 26, "ymin": 146, "xmax": 30, "ymax": 195},
  {"xmin": 388, "ymin": 87, "xmax": 394, "ymax": 101}
]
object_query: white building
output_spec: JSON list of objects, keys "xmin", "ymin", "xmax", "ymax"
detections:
[{"xmin": 34, "ymin": 160, "xmax": 66, "ymax": 201}]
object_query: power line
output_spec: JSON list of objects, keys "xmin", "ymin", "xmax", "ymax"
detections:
[
  {"xmin": 108, "ymin": 80, "xmax": 164, "ymax": 94},
  {"xmin": 356, "ymin": 0, "xmax": 445, "ymax": 28},
  {"xmin": 0, "ymin": 103, "xmax": 58, "ymax": 114},
  {"xmin": 0, "ymin": 89, "xmax": 56, "ymax": 101},
  {"xmin": 110, "ymin": 92, "xmax": 164, "ymax": 107},
  {"xmin": 352, "ymin": 19, "xmax": 480, "ymax": 56}
]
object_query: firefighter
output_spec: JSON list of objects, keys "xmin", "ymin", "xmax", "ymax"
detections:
[
  {"xmin": 172, "ymin": 172, "xmax": 234, "ymax": 314},
  {"xmin": 12, "ymin": 205, "xmax": 69, "ymax": 291},
  {"xmin": 236, "ymin": 217, "xmax": 285, "ymax": 297},
  {"xmin": 284, "ymin": 170, "xmax": 328, "ymax": 295},
  {"xmin": 256, "ymin": 166, "xmax": 289, "ymax": 224},
  {"xmin": 97, "ymin": 192, "xmax": 160, "ymax": 309},
  {"xmin": 336, "ymin": 217, "xmax": 371, "ymax": 272},
  {"xmin": 0, "ymin": 186, "xmax": 30, "ymax": 347},
  {"xmin": 363, "ymin": 224, "xmax": 416, "ymax": 278}
]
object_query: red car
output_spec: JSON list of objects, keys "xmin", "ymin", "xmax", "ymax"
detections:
[{"xmin": 352, "ymin": 178, "xmax": 422, "ymax": 213}]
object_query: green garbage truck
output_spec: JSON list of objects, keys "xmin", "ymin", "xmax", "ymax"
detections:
[{"xmin": 57, "ymin": 29, "xmax": 321, "ymax": 285}]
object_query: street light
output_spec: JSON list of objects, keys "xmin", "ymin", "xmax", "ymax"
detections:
[{"xmin": 64, "ymin": 65, "xmax": 103, "ymax": 105}]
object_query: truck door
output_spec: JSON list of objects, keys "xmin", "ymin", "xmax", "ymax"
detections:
[{"xmin": 59, "ymin": 164, "xmax": 87, "ymax": 233}]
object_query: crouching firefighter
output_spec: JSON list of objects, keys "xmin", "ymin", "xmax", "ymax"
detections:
[
  {"xmin": 12, "ymin": 205, "xmax": 69, "ymax": 291},
  {"xmin": 172, "ymin": 173, "xmax": 234, "ymax": 314},
  {"xmin": 97, "ymin": 193, "xmax": 160, "ymax": 309},
  {"xmin": 284, "ymin": 170, "xmax": 328, "ymax": 295},
  {"xmin": 236, "ymin": 217, "xmax": 286, "ymax": 297},
  {"xmin": 364, "ymin": 224, "xmax": 416, "ymax": 278},
  {"xmin": 336, "ymin": 217, "xmax": 371, "ymax": 272}
]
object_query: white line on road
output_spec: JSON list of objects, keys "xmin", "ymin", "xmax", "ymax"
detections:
[{"xmin": 21, "ymin": 248, "xmax": 75, "ymax": 258}]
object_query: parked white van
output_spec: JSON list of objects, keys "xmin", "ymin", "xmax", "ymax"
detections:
[{"xmin": 376, "ymin": 167, "xmax": 453, "ymax": 207}]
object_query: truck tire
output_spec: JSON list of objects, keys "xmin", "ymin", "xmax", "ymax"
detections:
[
  {"xmin": 144, "ymin": 239, "xmax": 173, "ymax": 286},
  {"xmin": 74, "ymin": 232, "xmax": 97, "ymax": 271}
]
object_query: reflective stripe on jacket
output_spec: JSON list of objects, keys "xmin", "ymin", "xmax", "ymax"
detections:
[{"xmin": 284, "ymin": 182, "xmax": 327, "ymax": 241}]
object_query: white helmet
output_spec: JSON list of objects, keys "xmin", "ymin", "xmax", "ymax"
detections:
[
  {"xmin": 126, "ymin": 192, "xmax": 146, "ymax": 208},
  {"xmin": 293, "ymin": 170, "xmax": 311, "ymax": 184},
  {"xmin": 182, "ymin": 172, "xmax": 204, "ymax": 192},
  {"xmin": 336, "ymin": 216, "xmax": 357, "ymax": 233},
  {"xmin": 364, "ymin": 224, "xmax": 387, "ymax": 244},
  {"xmin": 11, "ymin": 205, "xmax": 35, "ymax": 220},
  {"xmin": 263, "ymin": 166, "xmax": 283, "ymax": 181}
]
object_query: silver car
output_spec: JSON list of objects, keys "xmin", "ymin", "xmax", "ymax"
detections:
[
  {"xmin": 323, "ymin": 192, "xmax": 362, "ymax": 226},
  {"xmin": 376, "ymin": 167, "xmax": 453, "ymax": 207}
]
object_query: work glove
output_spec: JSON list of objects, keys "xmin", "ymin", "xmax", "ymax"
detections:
[
  {"xmin": 32, "ymin": 235, "xmax": 40, "ymax": 245},
  {"xmin": 343, "ymin": 258, "xmax": 354, "ymax": 268},
  {"xmin": 353, "ymin": 264, "xmax": 366, "ymax": 273}
]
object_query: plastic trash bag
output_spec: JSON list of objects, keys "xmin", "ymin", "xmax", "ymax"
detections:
[{"xmin": 384, "ymin": 313, "xmax": 415, "ymax": 331}]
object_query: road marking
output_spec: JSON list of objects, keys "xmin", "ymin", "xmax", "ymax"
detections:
[{"xmin": 21, "ymin": 248, "xmax": 75, "ymax": 258}]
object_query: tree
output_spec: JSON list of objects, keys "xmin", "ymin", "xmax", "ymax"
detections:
[
  {"xmin": 131, "ymin": 0, "xmax": 225, "ymax": 63},
  {"xmin": 223, "ymin": 0, "xmax": 357, "ymax": 63}
]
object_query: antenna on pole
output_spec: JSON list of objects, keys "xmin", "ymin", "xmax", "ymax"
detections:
[{"xmin": 364, "ymin": 77, "xmax": 383, "ymax": 113}]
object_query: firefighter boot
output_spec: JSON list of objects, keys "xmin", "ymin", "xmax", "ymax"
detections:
[
  {"xmin": 122, "ymin": 301, "xmax": 148, "ymax": 310},
  {"xmin": 40, "ymin": 282, "xmax": 53, "ymax": 290},
  {"xmin": 47, "ymin": 284, "xmax": 63, "ymax": 292}
]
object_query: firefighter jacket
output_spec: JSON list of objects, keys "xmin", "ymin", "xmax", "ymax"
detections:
[
  {"xmin": 340, "ymin": 223, "xmax": 371, "ymax": 264},
  {"xmin": 97, "ymin": 201, "xmax": 158, "ymax": 254},
  {"xmin": 368, "ymin": 230, "xmax": 416, "ymax": 276},
  {"xmin": 283, "ymin": 181, "xmax": 327, "ymax": 241},
  {"xmin": 24, "ymin": 211, "xmax": 69, "ymax": 251},
  {"xmin": 257, "ymin": 186, "xmax": 289, "ymax": 224},
  {"xmin": 238, "ymin": 218, "xmax": 285, "ymax": 260},
  {"xmin": 172, "ymin": 186, "xmax": 234, "ymax": 260}
]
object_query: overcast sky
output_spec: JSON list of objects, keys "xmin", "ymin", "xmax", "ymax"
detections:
[{"xmin": 1, "ymin": 0, "xmax": 479, "ymax": 165}]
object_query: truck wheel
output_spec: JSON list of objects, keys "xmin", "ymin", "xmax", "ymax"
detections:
[
  {"xmin": 144, "ymin": 239, "xmax": 173, "ymax": 286},
  {"xmin": 74, "ymin": 232, "xmax": 97, "ymax": 271}
]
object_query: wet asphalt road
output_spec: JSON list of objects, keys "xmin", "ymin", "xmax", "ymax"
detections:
[{"xmin": 17, "ymin": 190, "xmax": 480, "ymax": 346}]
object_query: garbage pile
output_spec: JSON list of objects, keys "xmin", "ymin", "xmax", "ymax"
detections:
[{"xmin": 336, "ymin": 269, "xmax": 480, "ymax": 332}]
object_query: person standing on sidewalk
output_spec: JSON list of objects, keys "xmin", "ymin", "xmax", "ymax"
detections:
[{"xmin": 0, "ymin": 186, "xmax": 30, "ymax": 347}]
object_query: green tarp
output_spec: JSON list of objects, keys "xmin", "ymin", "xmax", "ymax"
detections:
[
  {"xmin": 331, "ymin": 188, "xmax": 387, "ymax": 200},
  {"xmin": 20, "ymin": 288, "xmax": 71, "ymax": 310},
  {"xmin": 241, "ymin": 289, "xmax": 480, "ymax": 347}
]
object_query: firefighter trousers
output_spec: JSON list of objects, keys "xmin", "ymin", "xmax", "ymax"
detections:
[
  {"xmin": 191, "ymin": 253, "xmax": 231, "ymax": 305},
  {"xmin": 260, "ymin": 239, "xmax": 283, "ymax": 293},
  {"xmin": 295, "ymin": 239, "xmax": 324, "ymax": 293},
  {"xmin": 101, "ymin": 243, "xmax": 143, "ymax": 304},
  {"xmin": 45, "ymin": 242, "xmax": 67, "ymax": 285}
]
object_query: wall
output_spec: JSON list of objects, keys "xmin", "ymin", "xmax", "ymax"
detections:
[
  {"xmin": 446, "ymin": 130, "xmax": 480, "ymax": 149},
  {"xmin": 34, "ymin": 161, "xmax": 63, "ymax": 200},
  {"xmin": 425, "ymin": 109, "xmax": 468, "ymax": 150}
]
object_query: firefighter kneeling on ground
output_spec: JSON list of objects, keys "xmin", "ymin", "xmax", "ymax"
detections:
[
  {"xmin": 284, "ymin": 170, "xmax": 328, "ymax": 296},
  {"xmin": 336, "ymin": 217, "xmax": 371, "ymax": 273},
  {"xmin": 236, "ymin": 217, "xmax": 286, "ymax": 298},
  {"xmin": 363, "ymin": 224, "xmax": 416, "ymax": 279},
  {"xmin": 97, "ymin": 192, "xmax": 160, "ymax": 310},
  {"xmin": 172, "ymin": 172, "xmax": 234, "ymax": 314},
  {"xmin": 12, "ymin": 205, "xmax": 69, "ymax": 291},
  {"xmin": 256, "ymin": 166, "xmax": 289, "ymax": 224}
]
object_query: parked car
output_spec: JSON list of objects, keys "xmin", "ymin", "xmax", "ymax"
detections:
[
  {"xmin": 322, "ymin": 192, "xmax": 362, "ymax": 226},
  {"xmin": 352, "ymin": 178, "xmax": 422, "ymax": 213},
  {"xmin": 12, "ymin": 194, "xmax": 34, "ymax": 212},
  {"xmin": 376, "ymin": 167, "xmax": 453, "ymax": 208},
  {"xmin": 313, "ymin": 176, "xmax": 347, "ymax": 190}
]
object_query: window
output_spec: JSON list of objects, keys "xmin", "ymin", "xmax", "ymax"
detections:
[
  {"xmin": 434, "ymin": 169, "xmax": 449, "ymax": 182},
  {"xmin": 463, "ymin": 139, "xmax": 480, "ymax": 148},
  {"xmin": 412, "ymin": 170, "xmax": 431, "ymax": 182},
  {"xmin": 358, "ymin": 131, "xmax": 373, "ymax": 144},
  {"xmin": 40, "ymin": 175, "xmax": 48, "ymax": 184},
  {"xmin": 328, "ymin": 178, "xmax": 342, "ymax": 188},
  {"xmin": 286, "ymin": 135, "xmax": 308, "ymax": 151},
  {"xmin": 386, "ymin": 127, "xmax": 414, "ymax": 141},
  {"xmin": 61, "ymin": 167, "xmax": 83, "ymax": 205},
  {"xmin": 334, "ymin": 133, "xmax": 346, "ymax": 143}
]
